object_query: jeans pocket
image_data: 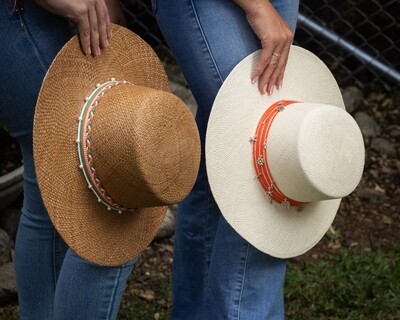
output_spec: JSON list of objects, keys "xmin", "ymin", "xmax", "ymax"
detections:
[{"xmin": 151, "ymin": 0, "xmax": 157, "ymax": 15}]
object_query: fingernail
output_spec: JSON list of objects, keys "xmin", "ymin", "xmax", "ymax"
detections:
[
  {"xmin": 251, "ymin": 76, "xmax": 259, "ymax": 84},
  {"xmin": 95, "ymin": 48, "xmax": 101, "ymax": 56},
  {"xmin": 262, "ymin": 84, "xmax": 268, "ymax": 95},
  {"xmin": 279, "ymin": 79, "xmax": 283, "ymax": 88},
  {"xmin": 269, "ymin": 85, "xmax": 275, "ymax": 95},
  {"xmin": 86, "ymin": 48, "xmax": 91, "ymax": 56},
  {"xmin": 104, "ymin": 39, "xmax": 109, "ymax": 48}
]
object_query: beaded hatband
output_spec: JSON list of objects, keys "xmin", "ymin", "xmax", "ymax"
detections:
[
  {"xmin": 251, "ymin": 100, "xmax": 307, "ymax": 211},
  {"xmin": 76, "ymin": 78, "xmax": 135, "ymax": 214}
]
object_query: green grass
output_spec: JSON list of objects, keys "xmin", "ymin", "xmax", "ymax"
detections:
[
  {"xmin": 119, "ymin": 245, "xmax": 400, "ymax": 320},
  {"xmin": 285, "ymin": 246, "xmax": 400, "ymax": 319},
  {"xmin": 116, "ymin": 246, "xmax": 400, "ymax": 319},
  {"xmin": 2, "ymin": 246, "xmax": 398, "ymax": 319}
]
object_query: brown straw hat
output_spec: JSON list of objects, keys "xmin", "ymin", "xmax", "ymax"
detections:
[{"xmin": 33, "ymin": 25, "xmax": 200, "ymax": 266}]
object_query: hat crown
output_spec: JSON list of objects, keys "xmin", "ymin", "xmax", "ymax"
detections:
[
  {"xmin": 267, "ymin": 103, "xmax": 364, "ymax": 202},
  {"xmin": 88, "ymin": 83, "xmax": 200, "ymax": 208}
]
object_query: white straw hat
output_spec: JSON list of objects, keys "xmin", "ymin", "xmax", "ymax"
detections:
[{"xmin": 206, "ymin": 46, "xmax": 365, "ymax": 258}]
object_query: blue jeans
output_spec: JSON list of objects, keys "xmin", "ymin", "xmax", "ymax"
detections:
[
  {"xmin": 154, "ymin": 0, "xmax": 299, "ymax": 318},
  {"xmin": 0, "ymin": 2, "xmax": 135, "ymax": 319}
]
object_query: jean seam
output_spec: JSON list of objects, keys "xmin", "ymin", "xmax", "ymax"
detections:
[
  {"xmin": 190, "ymin": 0, "xmax": 224, "ymax": 84},
  {"xmin": 20, "ymin": 15, "xmax": 47, "ymax": 72},
  {"xmin": 106, "ymin": 266, "xmax": 122, "ymax": 319},
  {"xmin": 52, "ymin": 229, "xmax": 57, "ymax": 288},
  {"xmin": 234, "ymin": 242, "xmax": 250, "ymax": 320},
  {"xmin": 151, "ymin": 0, "xmax": 157, "ymax": 15},
  {"xmin": 187, "ymin": 0, "xmax": 225, "ymax": 297}
]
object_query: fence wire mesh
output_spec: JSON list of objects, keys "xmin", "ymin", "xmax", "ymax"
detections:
[{"xmin": 121, "ymin": 0, "xmax": 400, "ymax": 91}]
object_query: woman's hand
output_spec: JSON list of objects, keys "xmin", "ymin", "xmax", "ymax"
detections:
[
  {"xmin": 36, "ymin": 0, "xmax": 123, "ymax": 56},
  {"xmin": 234, "ymin": 0, "xmax": 294, "ymax": 95}
]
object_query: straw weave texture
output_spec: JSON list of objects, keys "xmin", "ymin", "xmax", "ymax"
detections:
[
  {"xmin": 33, "ymin": 25, "xmax": 200, "ymax": 266},
  {"xmin": 92, "ymin": 84, "xmax": 200, "ymax": 207},
  {"xmin": 206, "ymin": 46, "xmax": 364, "ymax": 258}
]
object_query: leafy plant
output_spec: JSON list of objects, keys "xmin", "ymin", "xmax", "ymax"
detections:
[{"xmin": 285, "ymin": 246, "xmax": 400, "ymax": 319}]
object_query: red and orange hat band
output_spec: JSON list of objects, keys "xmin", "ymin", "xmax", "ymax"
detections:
[{"xmin": 252, "ymin": 100, "xmax": 307, "ymax": 210}]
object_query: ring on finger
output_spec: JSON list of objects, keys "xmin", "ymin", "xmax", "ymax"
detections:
[{"xmin": 272, "ymin": 52, "xmax": 280, "ymax": 58}]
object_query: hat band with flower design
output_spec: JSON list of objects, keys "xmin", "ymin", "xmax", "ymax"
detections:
[{"xmin": 252, "ymin": 100, "xmax": 307, "ymax": 211}]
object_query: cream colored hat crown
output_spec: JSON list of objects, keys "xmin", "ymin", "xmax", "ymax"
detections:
[
  {"xmin": 264, "ymin": 102, "xmax": 363, "ymax": 203},
  {"xmin": 206, "ymin": 46, "xmax": 365, "ymax": 258}
]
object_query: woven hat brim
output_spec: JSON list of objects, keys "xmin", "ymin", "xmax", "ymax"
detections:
[
  {"xmin": 206, "ymin": 46, "xmax": 345, "ymax": 258},
  {"xmin": 33, "ymin": 25, "xmax": 169, "ymax": 266}
]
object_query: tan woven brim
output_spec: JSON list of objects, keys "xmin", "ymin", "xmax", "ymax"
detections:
[
  {"xmin": 206, "ymin": 46, "xmax": 345, "ymax": 258},
  {"xmin": 33, "ymin": 25, "xmax": 169, "ymax": 266}
]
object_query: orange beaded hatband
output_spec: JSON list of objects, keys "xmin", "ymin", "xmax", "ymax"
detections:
[{"xmin": 252, "ymin": 100, "xmax": 306, "ymax": 210}]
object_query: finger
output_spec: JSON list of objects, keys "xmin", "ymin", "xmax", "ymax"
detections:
[
  {"xmin": 95, "ymin": 0, "xmax": 110, "ymax": 48},
  {"xmin": 76, "ymin": 15, "xmax": 91, "ymax": 56},
  {"xmin": 251, "ymin": 41, "xmax": 274, "ymax": 85},
  {"xmin": 266, "ymin": 45, "xmax": 287, "ymax": 95},
  {"xmin": 267, "ymin": 63, "xmax": 282, "ymax": 95},
  {"xmin": 258, "ymin": 60, "xmax": 277, "ymax": 94},
  {"xmin": 88, "ymin": 4, "xmax": 100, "ymax": 56},
  {"xmin": 258, "ymin": 45, "xmax": 282, "ymax": 94},
  {"xmin": 275, "ymin": 45, "xmax": 291, "ymax": 90},
  {"xmin": 274, "ymin": 28, "xmax": 294, "ymax": 90},
  {"xmin": 104, "ymin": 1, "xmax": 112, "ymax": 39}
]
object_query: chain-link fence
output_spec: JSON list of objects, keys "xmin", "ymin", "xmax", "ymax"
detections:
[
  {"xmin": 296, "ymin": 0, "xmax": 399, "ymax": 91},
  {"xmin": 121, "ymin": 0, "xmax": 400, "ymax": 91}
]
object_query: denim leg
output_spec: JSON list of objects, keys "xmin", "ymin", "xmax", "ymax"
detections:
[
  {"xmin": 155, "ymin": 0, "xmax": 298, "ymax": 318},
  {"xmin": 206, "ymin": 219, "xmax": 286, "ymax": 320},
  {"xmin": 0, "ymin": 2, "xmax": 134, "ymax": 319},
  {"xmin": 54, "ymin": 250, "xmax": 136, "ymax": 320},
  {"xmin": 0, "ymin": 2, "xmax": 75, "ymax": 318}
]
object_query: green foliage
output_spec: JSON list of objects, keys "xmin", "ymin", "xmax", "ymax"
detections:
[
  {"xmin": 285, "ymin": 246, "xmax": 400, "ymax": 319},
  {"xmin": 3, "ymin": 247, "xmax": 399, "ymax": 319},
  {"xmin": 116, "ymin": 246, "xmax": 400, "ymax": 319}
]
